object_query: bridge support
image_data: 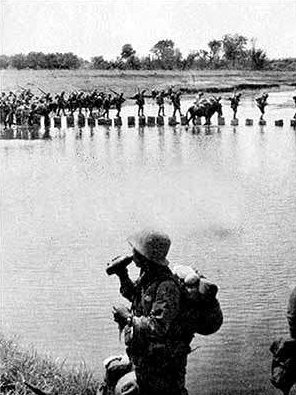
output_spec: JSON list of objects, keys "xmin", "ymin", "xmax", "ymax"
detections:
[
  {"xmin": 181, "ymin": 116, "xmax": 187, "ymax": 126},
  {"xmin": 114, "ymin": 117, "xmax": 122, "ymax": 127},
  {"xmin": 168, "ymin": 117, "xmax": 177, "ymax": 126},
  {"xmin": 291, "ymin": 119, "xmax": 296, "ymax": 127},
  {"xmin": 78, "ymin": 114, "xmax": 85, "ymax": 127},
  {"xmin": 275, "ymin": 120, "xmax": 284, "ymax": 127},
  {"xmin": 139, "ymin": 116, "xmax": 146, "ymax": 127},
  {"xmin": 231, "ymin": 118, "xmax": 239, "ymax": 126},
  {"xmin": 67, "ymin": 115, "xmax": 74, "ymax": 127},
  {"xmin": 147, "ymin": 116, "xmax": 156, "ymax": 126},
  {"xmin": 54, "ymin": 117, "xmax": 61, "ymax": 128},
  {"xmin": 157, "ymin": 116, "xmax": 164, "ymax": 126},
  {"xmin": 128, "ymin": 116, "xmax": 135, "ymax": 127},
  {"xmin": 218, "ymin": 117, "xmax": 225, "ymax": 126},
  {"xmin": 88, "ymin": 117, "xmax": 96, "ymax": 126},
  {"xmin": 259, "ymin": 119, "xmax": 266, "ymax": 126},
  {"xmin": 245, "ymin": 119, "xmax": 253, "ymax": 126}
]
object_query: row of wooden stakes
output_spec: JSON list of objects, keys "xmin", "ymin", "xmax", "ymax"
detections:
[{"xmin": 11, "ymin": 114, "xmax": 296, "ymax": 128}]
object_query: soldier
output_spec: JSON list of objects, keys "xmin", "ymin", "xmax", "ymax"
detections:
[
  {"xmin": 131, "ymin": 90, "xmax": 146, "ymax": 117},
  {"xmin": 113, "ymin": 92, "xmax": 125, "ymax": 118},
  {"xmin": 171, "ymin": 90, "xmax": 183, "ymax": 118},
  {"xmin": 56, "ymin": 91, "xmax": 67, "ymax": 116},
  {"xmin": 270, "ymin": 286, "xmax": 296, "ymax": 395},
  {"xmin": 228, "ymin": 90, "xmax": 242, "ymax": 119},
  {"xmin": 255, "ymin": 92, "xmax": 269, "ymax": 120},
  {"xmin": 156, "ymin": 90, "xmax": 166, "ymax": 117},
  {"xmin": 102, "ymin": 94, "xmax": 112, "ymax": 119},
  {"xmin": 293, "ymin": 95, "xmax": 296, "ymax": 119},
  {"xmin": 110, "ymin": 229, "xmax": 195, "ymax": 395}
]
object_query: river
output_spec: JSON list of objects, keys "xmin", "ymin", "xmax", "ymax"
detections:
[{"xmin": 1, "ymin": 91, "xmax": 296, "ymax": 394}]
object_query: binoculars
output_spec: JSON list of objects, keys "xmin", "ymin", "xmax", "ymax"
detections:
[{"xmin": 106, "ymin": 254, "xmax": 133, "ymax": 275}]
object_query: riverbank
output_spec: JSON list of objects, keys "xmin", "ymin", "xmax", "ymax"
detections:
[
  {"xmin": 0, "ymin": 334, "xmax": 99, "ymax": 395},
  {"xmin": 1, "ymin": 69, "xmax": 296, "ymax": 97}
]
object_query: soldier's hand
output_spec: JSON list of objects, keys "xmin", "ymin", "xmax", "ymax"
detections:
[{"xmin": 113, "ymin": 305, "xmax": 131, "ymax": 329}]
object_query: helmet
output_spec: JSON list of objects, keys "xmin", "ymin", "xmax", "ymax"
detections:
[{"xmin": 127, "ymin": 228, "xmax": 171, "ymax": 266}]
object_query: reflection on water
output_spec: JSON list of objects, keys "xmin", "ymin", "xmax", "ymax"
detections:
[{"xmin": 1, "ymin": 91, "xmax": 296, "ymax": 394}]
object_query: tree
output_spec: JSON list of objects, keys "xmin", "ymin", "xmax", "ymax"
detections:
[
  {"xmin": 208, "ymin": 40, "xmax": 222, "ymax": 68},
  {"xmin": 151, "ymin": 39, "xmax": 182, "ymax": 69},
  {"xmin": 10, "ymin": 53, "xmax": 27, "ymax": 69},
  {"xmin": 0, "ymin": 55, "xmax": 10, "ymax": 69},
  {"xmin": 121, "ymin": 44, "xmax": 136, "ymax": 60},
  {"xmin": 91, "ymin": 56, "xmax": 109, "ymax": 69},
  {"xmin": 222, "ymin": 34, "xmax": 248, "ymax": 67}
]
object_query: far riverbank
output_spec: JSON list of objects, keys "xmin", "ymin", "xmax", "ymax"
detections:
[{"xmin": 1, "ymin": 69, "xmax": 296, "ymax": 99}]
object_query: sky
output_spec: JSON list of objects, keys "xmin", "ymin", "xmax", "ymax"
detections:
[{"xmin": 1, "ymin": 0, "xmax": 296, "ymax": 60}]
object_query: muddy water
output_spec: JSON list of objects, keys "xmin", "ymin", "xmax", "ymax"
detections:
[{"xmin": 1, "ymin": 91, "xmax": 296, "ymax": 394}]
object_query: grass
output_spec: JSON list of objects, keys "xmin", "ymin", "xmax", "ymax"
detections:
[
  {"xmin": 0, "ymin": 335, "xmax": 100, "ymax": 395},
  {"xmin": 1, "ymin": 69, "xmax": 296, "ymax": 98}
]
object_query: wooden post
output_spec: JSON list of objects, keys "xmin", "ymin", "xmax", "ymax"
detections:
[
  {"xmin": 181, "ymin": 116, "xmax": 188, "ymax": 126},
  {"xmin": 54, "ymin": 117, "xmax": 61, "ymax": 128},
  {"xmin": 78, "ymin": 114, "xmax": 85, "ymax": 127},
  {"xmin": 128, "ymin": 116, "xmax": 135, "ymax": 127},
  {"xmin": 275, "ymin": 120, "xmax": 284, "ymax": 127},
  {"xmin": 157, "ymin": 116, "xmax": 164, "ymax": 126},
  {"xmin": 218, "ymin": 117, "xmax": 225, "ymax": 126},
  {"xmin": 139, "ymin": 116, "xmax": 146, "ymax": 127},
  {"xmin": 114, "ymin": 117, "xmax": 122, "ymax": 127},
  {"xmin": 168, "ymin": 117, "xmax": 177, "ymax": 126},
  {"xmin": 147, "ymin": 116, "xmax": 156, "ymax": 126},
  {"xmin": 291, "ymin": 119, "xmax": 296, "ymax": 127},
  {"xmin": 88, "ymin": 117, "xmax": 96, "ymax": 126},
  {"xmin": 67, "ymin": 115, "xmax": 75, "ymax": 127},
  {"xmin": 97, "ymin": 118, "xmax": 106, "ymax": 125}
]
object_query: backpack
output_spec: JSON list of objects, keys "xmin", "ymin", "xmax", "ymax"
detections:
[
  {"xmin": 171, "ymin": 265, "xmax": 223, "ymax": 336},
  {"xmin": 270, "ymin": 337, "xmax": 296, "ymax": 392}
]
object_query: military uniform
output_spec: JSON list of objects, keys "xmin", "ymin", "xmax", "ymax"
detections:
[{"xmin": 113, "ymin": 230, "xmax": 193, "ymax": 395}]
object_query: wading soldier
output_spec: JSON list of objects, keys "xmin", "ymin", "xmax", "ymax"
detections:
[
  {"xmin": 132, "ymin": 90, "xmax": 146, "ymax": 117},
  {"xmin": 113, "ymin": 92, "xmax": 126, "ymax": 118},
  {"xmin": 255, "ymin": 92, "xmax": 268, "ymax": 120},
  {"xmin": 228, "ymin": 91, "xmax": 242, "ymax": 119},
  {"xmin": 171, "ymin": 90, "xmax": 183, "ymax": 118},
  {"xmin": 156, "ymin": 90, "xmax": 166, "ymax": 117}
]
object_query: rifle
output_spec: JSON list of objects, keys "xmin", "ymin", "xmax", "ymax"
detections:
[
  {"xmin": 37, "ymin": 87, "xmax": 47, "ymax": 95},
  {"xmin": 109, "ymin": 88, "xmax": 119, "ymax": 95},
  {"xmin": 17, "ymin": 84, "xmax": 26, "ymax": 90}
]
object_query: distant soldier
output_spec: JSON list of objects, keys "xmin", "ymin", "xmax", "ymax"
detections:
[
  {"xmin": 193, "ymin": 91, "xmax": 204, "ymax": 107},
  {"xmin": 228, "ymin": 91, "xmax": 242, "ymax": 119},
  {"xmin": 56, "ymin": 91, "xmax": 67, "ymax": 116},
  {"xmin": 293, "ymin": 95, "xmax": 296, "ymax": 119},
  {"xmin": 171, "ymin": 90, "xmax": 183, "ymax": 118},
  {"xmin": 131, "ymin": 90, "xmax": 146, "ymax": 117},
  {"xmin": 113, "ymin": 92, "xmax": 125, "ymax": 118},
  {"xmin": 156, "ymin": 90, "xmax": 166, "ymax": 117},
  {"xmin": 102, "ymin": 94, "xmax": 112, "ymax": 119},
  {"xmin": 255, "ymin": 92, "xmax": 269, "ymax": 120}
]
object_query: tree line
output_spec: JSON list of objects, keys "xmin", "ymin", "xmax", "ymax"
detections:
[{"xmin": 0, "ymin": 34, "xmax": 294, "ymax": 71}]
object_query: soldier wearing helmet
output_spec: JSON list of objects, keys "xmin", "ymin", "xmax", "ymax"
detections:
[{"xmin": 110, "ymin": 228, "xmax": 193, "ymax": 395}]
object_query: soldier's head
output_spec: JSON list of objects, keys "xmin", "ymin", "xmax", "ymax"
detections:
[{"xmin": 127, "ymin": 228, "xmax": 171, "ymax": 269}]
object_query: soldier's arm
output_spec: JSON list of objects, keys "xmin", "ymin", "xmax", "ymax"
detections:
[
  {"xmin": 131, "ymin": 280, "xmax": 181, "ymax": 342},
  {"xmin": 118, "ymin": 269, "xmax": 137, "ymax": 302}
]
